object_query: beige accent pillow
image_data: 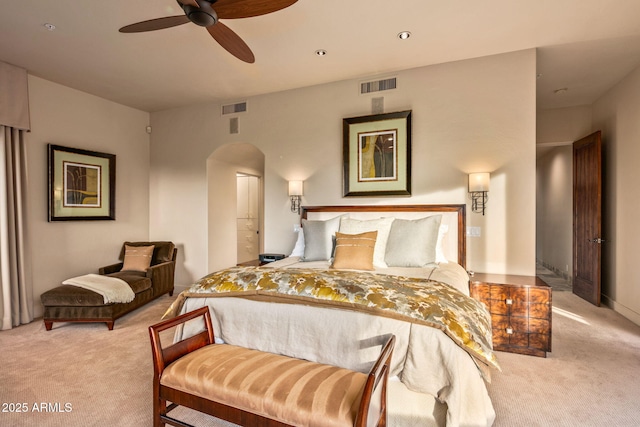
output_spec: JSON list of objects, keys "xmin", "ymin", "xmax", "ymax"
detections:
[
  {"xmin": 339, "ymin": 217, "xmax": 394, "ymax": 268},
  {"xmin": 122, "ymin": 245, "xmax": 154, "ymax": 272},
  {"xmin": 331, "ymin": 231, "xmax": 377, "ymax": 270}
]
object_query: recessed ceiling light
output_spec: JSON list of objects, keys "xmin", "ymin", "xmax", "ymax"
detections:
[
  {"xmin": 397, "ymin": 31, "xmax": 411, "ymax": 40},
  {"xmin": 315, "ymin": 49, "xmax": 327, "ymax": 56},
  {"xmin": 43, "ymin": 23, "xmax": 56, "ymax": 31}
]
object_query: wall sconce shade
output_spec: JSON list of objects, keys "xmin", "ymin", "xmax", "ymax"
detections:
[
  {"xmin": 468, "ymin": 173, "xmax": 490, "ymax": 215},
  {"xmin": 288, "ymin": 181, "xmax": 303, "ymax": 214},
  {"xmin": 288, "ymin": 181, "xmax": 303, "ymax": 196}
]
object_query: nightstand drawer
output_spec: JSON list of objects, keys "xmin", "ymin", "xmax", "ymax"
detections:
[
  {"xmin": 529, "ymin": 317, "xmax": 550, "ymax": 334},
  {"xmin": 494, "ymin": 329, "xmax": 530, "ymax": 347},
  {"xmin": 529, "ymin": 288, "xmax": 550, "ymax": 304},
  {"xmin": 530, "ymin": 303, "xmax": 551, "ymax": 319},
  {"xmin": 492, "ymin": 315, "xmax": 549, "ymax": 334},
  {"xmin": 490, "ymin": 286, "xmax": 527, "ymax": 302},
  {"xmin": 493, "ymin": 329, "xmax": 551, "ymax": 356},
  {"xmin": 492, "ymin": 314, "xmax": 527, "ymax": 331},
  {"xmin": 529, "ymin": 333, "xmax": 551, "ymax": 349}
]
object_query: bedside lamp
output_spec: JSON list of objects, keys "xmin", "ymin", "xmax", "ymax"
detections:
[
  {"xmin": 468, "ymin": 173, "xmax": 490, "ymax": 215},
  {"xmin": 288, "ymin": 181, "xmax": 303, "ymax": 214}
]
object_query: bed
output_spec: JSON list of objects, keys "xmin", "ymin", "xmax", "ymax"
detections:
[{"xmin": 166, "ymin": 204, "xmax": 498, "ymax": 427}]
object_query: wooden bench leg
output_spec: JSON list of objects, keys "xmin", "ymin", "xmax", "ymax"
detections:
[
  {"xmin": 44, "ymin": 320, "xmax": 53, "ymax": 331},
  {"xmin": 106, "ymin": 321, "xmax": 114, "ymax": 330},
  {"xmin": 153, "ymin": 394, "xmax": 166, "ymax": 427}
]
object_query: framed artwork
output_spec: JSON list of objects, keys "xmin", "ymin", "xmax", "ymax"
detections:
[
  {"xmin": 342, "ymin": 110, "xmax": 411, "ymax": 197},
  {"xmin": 48, "ymin": 144, "xmax": 116, "ymax": 221}
]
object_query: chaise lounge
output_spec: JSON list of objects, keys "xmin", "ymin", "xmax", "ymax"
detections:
[{"xmin": 40, "ymin": 241, "xmax": 177, "ymax": 331}]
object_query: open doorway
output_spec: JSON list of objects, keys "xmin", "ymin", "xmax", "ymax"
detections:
[
  {"xmin": 207, "ymin": 143, "xmax": 265, "ymax": 272},
  {"xmin": 536, "ymin": 143, "xmax": 573, "ymax": 292}
]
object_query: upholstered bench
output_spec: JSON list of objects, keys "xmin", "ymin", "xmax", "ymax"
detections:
[
  {"xmin": 41, "ymin": 241, "xmax": 176, "ymax": 330},
  {"xmin": 149, "ymin": 307, "xmax": 395, "ymax": 427}
]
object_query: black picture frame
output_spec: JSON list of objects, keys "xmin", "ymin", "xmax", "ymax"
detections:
[
  {"xmin": 48, "ymin": 144, "xmax": 116, "ymax": 221},
  {"xmin": 342, "ymin": 110, "xmax": 412, "ymax": 197}
]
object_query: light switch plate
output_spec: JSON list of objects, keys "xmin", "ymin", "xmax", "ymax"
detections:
[{"xmin": 466, "ymin": 226, "xmax": 481, "ymax": 237}]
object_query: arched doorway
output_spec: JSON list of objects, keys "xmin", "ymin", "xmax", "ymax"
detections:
[{"xmin": 206, "ymin": 143, "xmax": 265, "ymax": 272}]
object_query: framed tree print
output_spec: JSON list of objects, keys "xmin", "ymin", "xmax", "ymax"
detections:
[
  {"xmin": 342, "ymin": 110, "xmax": 411, "ymax": 197},
  {"xmin": 48, "ymin": 144, "xmax": 116, "ymax": 221}
]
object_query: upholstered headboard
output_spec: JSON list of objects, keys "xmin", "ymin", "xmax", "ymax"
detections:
[{"xmin": 301, "ymin": 204, "xmax": 466, "ymax": 269}]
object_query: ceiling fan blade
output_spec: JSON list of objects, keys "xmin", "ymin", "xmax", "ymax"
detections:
[
  {"xmin": 214, "ymin": 0, "xmax": 298, "ymax": 19},
  {"xmin": 178, "ymin": 0, "xmax": 200, "ymax": 7},
  {"xmin": 119, "ymin": 15, "xmax": 190, "ymax": 33},
  {"xmin": 207, "ymin": 22, "xmax": 255, "ymax": 63}
]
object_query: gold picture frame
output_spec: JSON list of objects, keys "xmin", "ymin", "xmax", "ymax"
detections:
[
  {"xmin": 48, "ymin": 144, "xmax": 116, "ymax": 221},
  {"xmin": 342, "ymin": 110, "xmax": 411, "ymax": 197}
]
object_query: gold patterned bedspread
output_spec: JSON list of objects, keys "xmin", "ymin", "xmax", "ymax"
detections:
[{"xmin": 166, "ymin": 266, "xmax": 500, "ymax": 370}]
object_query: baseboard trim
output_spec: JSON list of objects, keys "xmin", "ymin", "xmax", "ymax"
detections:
[{"xmin": 602, "ymin": 294, "xmax": 640, "ymax": 326}]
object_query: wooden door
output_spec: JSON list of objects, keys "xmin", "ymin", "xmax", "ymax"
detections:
[{"xmin": 573, "ymin": 131, "xmax": 603, "ymax": 306}]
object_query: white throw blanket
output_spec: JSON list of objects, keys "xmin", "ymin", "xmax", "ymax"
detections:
[{"xmin": 62, "ymin": 274, "xmax": 135, "ymax": 304}]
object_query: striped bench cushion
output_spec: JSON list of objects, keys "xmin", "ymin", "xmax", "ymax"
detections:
[{"xmin": 161, "ymin": 344, "xmax": 368, "ymax": 427}]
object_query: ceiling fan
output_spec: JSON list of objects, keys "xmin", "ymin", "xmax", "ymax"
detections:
[{"xmin": 119, "ymin": 0, "xmax": 298, "ymax": 63}]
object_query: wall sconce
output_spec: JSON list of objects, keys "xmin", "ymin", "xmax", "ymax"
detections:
[
  {"xmin": 288, "ymin": 181, "xmax": 303, "ymax": 214},
  {"xmin": 468, "ymin": 173, "xmax": 490, "ymax": 215}
]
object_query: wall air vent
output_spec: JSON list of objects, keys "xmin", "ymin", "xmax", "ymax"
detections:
[
  {"xmin": 221, "ymin": 101, "xmax": 247, "ymax": 115},
  {"xmin": 360, "ymin": 77, "xmax": 397, "ymax": 94}
]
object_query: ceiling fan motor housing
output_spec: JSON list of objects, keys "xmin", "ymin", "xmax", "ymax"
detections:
[{"xmin": 181, "ymin": 0, "xmax": 218, "ymax": 27}]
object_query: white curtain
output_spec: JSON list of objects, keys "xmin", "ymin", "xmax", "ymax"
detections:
[{"xmin": 0, "ymin": 125, "xmax": 33, "ymax": 330}]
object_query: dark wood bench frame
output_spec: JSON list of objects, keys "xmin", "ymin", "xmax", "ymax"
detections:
[{"xmin": 149, "ymin": 306, "xmax": 395, "ymax": 427}]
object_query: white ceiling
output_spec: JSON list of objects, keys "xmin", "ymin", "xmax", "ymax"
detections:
[{"xmin": 2, "ymin": 0, "xmax": 640, "ymax": 113}]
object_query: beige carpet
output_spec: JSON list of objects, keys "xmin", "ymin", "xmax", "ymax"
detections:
[
  {"xmin": 0, "ymin": 295, "xmax": 235, "ymax": 427},
  {"xmin": 1, "ymin": 291, "xmax": 640, "ymax": 426},
  {"xmin": 489, "ymin": 290, "xmax": 640, "ymax": 426}
]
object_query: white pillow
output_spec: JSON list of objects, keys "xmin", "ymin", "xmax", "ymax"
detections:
[
  {"xmin": 301, "ymin": 215, "xmax": 343, "ymax": 261},
  {"xmin": 339, "ymin": 217, "xmax": 394, "ymax": 268},
  {"xmin": 290, "ymin": 228, "xmax": 305, "ymax": 257},
  {"xmin": 294, "ymin": 217, "xmax": 451, "ymax": 263},
  {"xmin": 385, "ymin": 215, "xmax": 442, "ymax": 267},
  {"xmin": 435, "ymin": 224, "xmax": 449, "ymax": 263}
]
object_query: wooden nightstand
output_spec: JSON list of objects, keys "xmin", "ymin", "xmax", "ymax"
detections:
[
  {"xmin": 469, "ymin": 273, "xmax": 552, "ymax": 357},
  {"xmin": 237, "ymin": 259, "xmax": 263, "ymax": 267}
]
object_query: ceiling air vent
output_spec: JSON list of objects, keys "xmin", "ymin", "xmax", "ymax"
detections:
[
  {"xmin": 221, "ymin": 101, "xmax": 247, "ymax": 115},
  {"xmin": 360, "ymin": 77, "xmax": 397, "ymax": 94}
]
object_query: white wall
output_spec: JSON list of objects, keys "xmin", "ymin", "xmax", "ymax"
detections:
[
  {"xmin": 537, "ymin": 106, "xmax": 592, "ymax": 144},
  {"xmin": 150, "ymin": 49, "xmax": 537, "ymax": 287},
  {"xmin": 592, "ymin": 65, "xmax": 640, "ymax": 324},
  {"xmin": 27, "ymin": 76, "xmax": 150, "ymax": 317}
]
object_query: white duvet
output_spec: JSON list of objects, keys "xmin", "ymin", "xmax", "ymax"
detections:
[{"xmin": 176, "ymin": 259, "xmax": 496, "ymax": 427}]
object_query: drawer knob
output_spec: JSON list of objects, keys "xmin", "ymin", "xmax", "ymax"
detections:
[
  {"xmin": 506, "ymin": 327, "xmax": 513, "ymax": 335},
  {"xmin": 505, "ymin": 298, "xmax": 513, "ymax": 305}
]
